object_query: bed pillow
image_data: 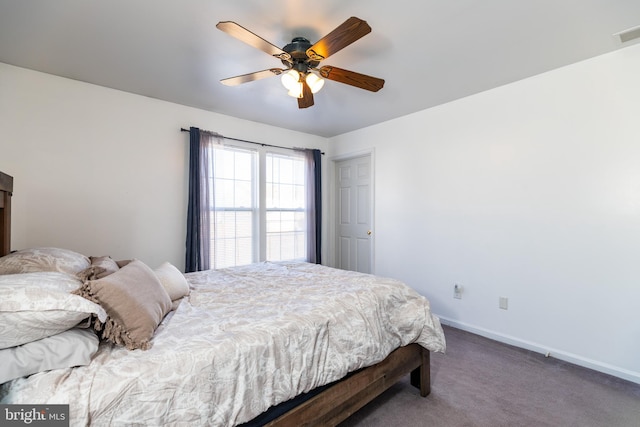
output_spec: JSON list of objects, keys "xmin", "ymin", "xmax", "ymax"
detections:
[
  {"xmin": 0, "ymin": 327, "xmax": 99, "ymax": 384},
  {"xmin": 0, "ymin": 247, "xmax": 90, "ymax": 276},
  {"xmin": 0, "ymin": 272, "xmax": 108, "ymax": 349},
  {"xmin": 74, "ymin": 260, "xmax": 172, "ymax": 350},
  {"xmin": 116, "ymin": 259, "xmax": 133, "ymax": 268},
  {"xmin": 154, "ymin": 262, "xmax": 190, "ymax": 301},
  {"xmin": 77, "ymin": 255, "xmax": 120, "ymax": 281}
]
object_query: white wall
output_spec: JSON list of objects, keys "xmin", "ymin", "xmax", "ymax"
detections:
[
  {"xmin": 0, "ymin": 63, "xmax": 329, "ymax": 270},
  {"xmin": 330, "ymin": 44, "xmax": 640, "ymax": 383}
]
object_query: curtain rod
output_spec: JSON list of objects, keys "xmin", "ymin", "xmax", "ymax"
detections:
[{"xmin": 180, "ymin": 128, "xmax": 324, "ymax": 155}]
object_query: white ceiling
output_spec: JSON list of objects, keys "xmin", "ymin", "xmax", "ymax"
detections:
[{"xmin": 1, "ymin": 0, "xmax": 639, "ymax": 137}]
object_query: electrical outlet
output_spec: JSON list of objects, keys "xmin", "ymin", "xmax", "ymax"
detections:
[
  {"xmin": 499, "ymin": 297, "xmax": 508, "ymax": 310},
  {"xmin": 454, "ymin": 284, "xmax": 462, "ymax": 299}
]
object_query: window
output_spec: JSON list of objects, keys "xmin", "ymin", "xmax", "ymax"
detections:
[
  {"xmin": 210, "ymin": 145, "xmax": 257, "ymax": 269},
  {"xmin": 266, "ymin": 153, "xmax": 306, "ymax": 261},
  {"xmin": 209, "ymin": 143, "xmax": 306, "ymax": 269}
]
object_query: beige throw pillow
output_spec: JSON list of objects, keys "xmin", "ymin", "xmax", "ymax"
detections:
[
  {"xmin": 74, "ymin": 260, "xmax": 172, "ymax": 350},
  {"xmin": 77, "ymin": 255, "xmax": 120, "ymax": 281},
  {"xmin": 154, "ymin": 262, "xmax": 190, "ymax": 301}
]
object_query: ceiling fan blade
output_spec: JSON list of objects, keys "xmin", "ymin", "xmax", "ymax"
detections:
[
  {"xmin": 318, "ymin": 66, "xmax": 384, "ymax": 92},
  {"xmin": 216, "ymin": 21, "xmax": 292, "ymax": 63},
  {"xmin": 220, "ymin": 68, "xmax": 285, "ymax": 86},
  {"xmin": 306, "ymin": 17, "xmax": 371, "ymax": 61},
  {"xmin": 297, "ymin": 80, "xmax": 314, "ymax": 109}
]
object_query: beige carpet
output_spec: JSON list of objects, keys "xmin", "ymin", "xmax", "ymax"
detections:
[{"xmin": 339, "ymin": 326, "xmax": 640, "ymax": 427}]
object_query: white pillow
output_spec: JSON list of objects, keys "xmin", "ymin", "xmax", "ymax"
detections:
[
  {"xmin": 0, "ymin": 272, "xmax": 107, "ymax": 349},
  {"xmin": 0, "ymin": 328, "xmax": 99, "ymax": 384},
  {"xmin": 0, "ymin": 247, "xmax": 90, "ymax": 276},
  {"xmin": 154, "ymin": 262, "xmax": 190, "ymax": 301}
]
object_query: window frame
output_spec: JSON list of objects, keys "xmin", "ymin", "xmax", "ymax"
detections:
[
  {"xmin": 209, "ymin": 141, "xmax": 307, "ymax": 268},
  {"xmin": 210, "ymin": 143, "xmax": 259, "ymax": 269}
]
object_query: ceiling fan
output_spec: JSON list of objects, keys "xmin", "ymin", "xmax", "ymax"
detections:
[{"xmin": 216, "ymin": 17, "xmax": 385, "ymax": 109}]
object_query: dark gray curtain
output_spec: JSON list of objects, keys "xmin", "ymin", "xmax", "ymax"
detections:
[
  {"xmin": 305, "ymin": 149, "xmax": 322, "ymax": 264},
  {"xmin": 185, "ymin": 127, "xmax": 212, "ymax": 272}
]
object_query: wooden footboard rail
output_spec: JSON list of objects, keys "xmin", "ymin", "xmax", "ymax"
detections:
[{"xmin": 266, "ymin": 343, "xmax": 430, "ymax": 426}]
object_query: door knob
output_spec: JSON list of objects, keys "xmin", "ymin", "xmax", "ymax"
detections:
[{"xmin": 367, "ymin": 230, "xmax": 372, "ymax": 235}]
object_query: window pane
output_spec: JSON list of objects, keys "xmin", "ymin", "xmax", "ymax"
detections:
[
  {"xmin": 215, "ymin": 149, "xmax": 235, "ymax": 179},
  {"xmin": 280, "ymin": 184, "xmax": 294, "ymax": 208},
  {"xmin": 280, "ymin": 158, "xmax": 293, "ymax": 183},
  {"xmin": 266, "ymin": 153, "xmax": 305, "ymax": 209},
  {"xmin": 266, "ymin": 211, "xmax": 282, "ymax": 233},
  {"xmin": 214, "ymin": 178, "xmax": 234, "ymax": 207},
  {"xmin": 266, "ymin": 152, "xmax": 306, "ymax": 262},
  {"xmin": 293, "ymin": 160, "xmax": 304, "ymax": 185},
  {"xmin": 235, "ymin": 180, "xmax": 252, "ymax": 207},
  {"xmin": 235, "ymin": 151, "xmax": 253, "ymax": 181},
  {"xmin": 211, "ymin": 145, "xmax": 257, "ymax": 268},
  {"xmin": 213, "ymin": 211, "xmax": 235, "ymax": 238}
]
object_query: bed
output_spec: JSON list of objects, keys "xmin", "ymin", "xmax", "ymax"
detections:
[{"xmin": 0, "ymin": 171, "xmax": 446, "ymax": 426}]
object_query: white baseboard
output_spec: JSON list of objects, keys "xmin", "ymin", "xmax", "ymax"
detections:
[{"xmin": 437, "ymin": 315, "xmax": 640, "ymax": 385}]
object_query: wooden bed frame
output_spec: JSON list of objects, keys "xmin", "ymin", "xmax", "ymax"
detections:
[
  {"xmin": 0, "ymin": 170, "xmax": 431, "ymax": 426},
  {"xmin": 0, "ymin": 171, "xmax": 13, "ymax": 257},
  {"xmin": 267, "ymin": 343, "xmax": 430, "ymax": 426}
]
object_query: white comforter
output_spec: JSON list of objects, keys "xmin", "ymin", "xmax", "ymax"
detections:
[{"xmin": 2, "ymin": 262, "xmax": 446, "ymax": 426}]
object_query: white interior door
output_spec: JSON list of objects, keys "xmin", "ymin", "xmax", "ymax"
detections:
[{"xmin": 335, "ymin": 155, "xmax": 373, "ymax": 273}]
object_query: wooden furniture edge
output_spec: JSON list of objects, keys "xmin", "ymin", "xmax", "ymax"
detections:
[
  {"xmin": 0, "ymin": 171, "xmax": 13, "ymax": 257},
  {"xmin": 266, "ymin": 343, "xmax": 430, "ymax": 427}
]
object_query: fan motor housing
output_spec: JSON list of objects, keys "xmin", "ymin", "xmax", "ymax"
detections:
[{"xmin": 282, "ymin": 37, "xmax": 319, "ymax": 71}]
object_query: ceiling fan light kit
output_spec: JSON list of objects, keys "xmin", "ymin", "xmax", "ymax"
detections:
[
  {"xmin": 305, "ymin": 73, "xmax": 325, "ymax": 94},
  {"xmin": 281, "ymin": 69, "xmax": 299, "ymax": 90},
  {"xmin": 216, "ymin": 17, "xmax": 385, "ymax": 109},
  {"xmin": 282, "ymin": 70, "xmax": 325, "ymax": 98},
  {"xmin": 287, "ymin": 83, "xmax": 303, "ymax": 99}
]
